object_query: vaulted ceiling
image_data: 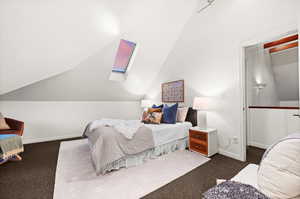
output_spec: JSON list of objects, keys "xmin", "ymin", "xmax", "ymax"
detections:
[{"xmin": 0, "ymin": 0, "xmax": 197, "ymax": 100}]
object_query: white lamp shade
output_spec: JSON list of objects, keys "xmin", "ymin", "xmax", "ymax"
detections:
[
  {"xmin": 141, "ymin": 100, "xmax": 151, "ymax": 108},
  {"xmin": 193, "ymin": 97, "xmax": 210, "ymax": 110}
]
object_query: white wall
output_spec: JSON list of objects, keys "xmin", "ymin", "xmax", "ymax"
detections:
[
  {"xmin": 146, "ymin": 0, "xmax": 299, "ymax": 160},
  {"xmin": 0, "ymin": 101, "xmax": 140, "ymax": 144},
  {"xmin": 246, "ymin": 45, "xmax": 279, "ymax": 106},
  {"xmin": 248, "ymin": 108, "xmax": 300, "ymax": 149},
  {"xmin": 271, "ymin": 48, "xmax": 299, "ymax": 101},
  {"xmin": 280, "ymin": 101, "xmax": 299, "ymax": 107}
]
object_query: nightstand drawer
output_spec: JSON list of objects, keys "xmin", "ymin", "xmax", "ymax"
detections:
[
  {"xmin": 189, "ymin": 128, "xmax": 218, "ymax": 157},
  {"xmin": 189, "ymin": 130, "xmax": 207, "ymax": 141},
  {"xmin": 190, "ymin": 142, "xmax": 208, "ymax": 155}
]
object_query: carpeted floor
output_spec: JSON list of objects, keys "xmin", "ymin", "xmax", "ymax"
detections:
[{"xmin": 0, "ymin": 139, "xmax": 264, "ymax": 199}]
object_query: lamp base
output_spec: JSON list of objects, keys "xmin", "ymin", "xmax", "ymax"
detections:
[{"xmin": 197, "ymin": 111, "xmax": 207, "ymax": 129}]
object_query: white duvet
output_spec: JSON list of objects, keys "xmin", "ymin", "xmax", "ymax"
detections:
[
  {"xmin": 87, "ymin": 119, "xmax": 192, "ymax": 146},
  {"xmin": 83, "ymin": 119, "xmax": 192, "ymax": 174},
  {"xmin": 87, "ymin": 119, "xmax": 144, "ymax": 139},
  {"xmin": 145, "ymin": 122, "xmax": 192, "ymax": 146}
]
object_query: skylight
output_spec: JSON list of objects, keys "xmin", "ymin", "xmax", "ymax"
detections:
[{"xmin": 112, "ymin": 39, "xmax": 137, "ymax": 73}]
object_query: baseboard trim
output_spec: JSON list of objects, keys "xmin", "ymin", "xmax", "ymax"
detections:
[
  {"xmin": 23, "ymin": 134, "xmax": 81, "ymax": 144},
  {"xmin": 248, "ymin": 142, "xmax": 269, "ymax": 149},
  {"xmin": 218, "ymin": 149, "xmax": 241, "ymax": 161}
]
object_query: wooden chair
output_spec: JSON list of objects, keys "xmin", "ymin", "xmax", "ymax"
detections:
[
  {"xmin": 0, "ymin": 118, "xmax": 24, "ymax": 136},
  {"xmin": 0, "ymin": 118, "xmax": 24, "ymax": 165}
]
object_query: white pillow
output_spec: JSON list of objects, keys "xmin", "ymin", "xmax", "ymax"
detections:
[
  {"xmin": 176, "ymin": 107, "xmax": 188, "ymax": 122},
  {"xmin": 257, "ymin": 134, "xmax": 300, "ymax": 199}
]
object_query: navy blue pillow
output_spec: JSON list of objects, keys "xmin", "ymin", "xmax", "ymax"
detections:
[
  {"xmin": 152, "ymin": 104, "xmax": 163, "ymax": 109},
  {"xmin": 162, "ymin": 103, "xmax": 178, "ymax": 124}
]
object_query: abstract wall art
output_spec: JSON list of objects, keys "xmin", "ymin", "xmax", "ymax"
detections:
[{"xmin": 162, "ymin": 80, "xmax": 184, "ymax": 103}]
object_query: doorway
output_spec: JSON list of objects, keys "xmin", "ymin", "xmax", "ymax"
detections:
[{"xmin": 241, "ymin": 30, "xmax": 299, "ymax": 161}]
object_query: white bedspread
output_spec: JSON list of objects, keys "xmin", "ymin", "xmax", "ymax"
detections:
[
  {"xmin": 146, "ymin": 122, "xmax": 192, "ymax": 146},
  {"xmin": 87, "ymin": 119, "xmax": 192, "ymax": 145},
  {"xmin": 84, "ymin": 120, "xmax": 192, "ymax": 174},
  {"xmin": 87, "ymin": 119, "xmax": 144, "ymax": 139}
]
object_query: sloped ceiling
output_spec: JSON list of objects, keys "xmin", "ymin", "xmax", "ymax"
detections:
[
  {"xmin": 0, "ymin": 0, "xmax": 123, "ymax": 95},
  {"xmin": 0, "ymin": 0, "xmax": 197, "ymax": 100},
  {"xmin": 0, "ymin": 41, "xmax": 143, "ymax": 101}
]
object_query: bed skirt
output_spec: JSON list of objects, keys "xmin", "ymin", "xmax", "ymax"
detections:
[{"xmin": 98, "ymin": 137, "xmax": 188, "ymax": 174}]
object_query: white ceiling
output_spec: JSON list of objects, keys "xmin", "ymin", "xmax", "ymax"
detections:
[{"xmin": 0, "ymin": 0, "xmax": 198, "ymax": 97}]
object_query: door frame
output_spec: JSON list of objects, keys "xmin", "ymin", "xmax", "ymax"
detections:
[{"xmin": 238, "ymin": 24, "xmax": 298, "ymax": 162}]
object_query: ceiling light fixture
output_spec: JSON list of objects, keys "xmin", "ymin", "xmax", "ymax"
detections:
[{"xmin": 197, "ymin": 0, "xmax": 216, "ymax": 13}]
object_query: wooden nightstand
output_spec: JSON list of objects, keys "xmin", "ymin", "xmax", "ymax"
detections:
[{"xmin": 189, "ymin": 127, "xmax": 218, "ymax": 157}]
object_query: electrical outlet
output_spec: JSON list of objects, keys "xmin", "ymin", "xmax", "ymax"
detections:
[{"xmin": 233, "ymin": 137, "xmax": 239, "ymax": 144}]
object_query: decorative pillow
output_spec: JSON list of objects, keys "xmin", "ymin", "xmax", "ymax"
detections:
[
  {"xmin": 162, "ymin": 103, "xmax": 178, "ymax": 124},
  {"xmin": 152, "ymin": 104, "xmax": 163, "ymax": 109},
  {"xmin": 177, "ymin": 107, "xmax": 188, "ymax": 122},
  {"xmin": 0, "ymin": 113, "xmax": 10, "ymax": 130},
  {"xmin": 257, "ymin": 133, "xmax": 300, "ymax": 199},
  {"xmin": 148, "ymin": 108, "xmax": 162, "ymax": 113},
  {"xmin": 203, "ymin": 181, "xmax": 270, "ymax": 199},
  {"xmin": 142, "ymin": 112, "xmax": 163, "ymax": 124},
  {"xmin": 141, "ymin": 111, "xmax": 148, "ymax": 121}
]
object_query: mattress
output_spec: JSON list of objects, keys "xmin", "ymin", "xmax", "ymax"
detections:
[
  {"xmin": 231, "ymin": 164, "xmax": 259, "ymax": 188},
  {"xmin": 145, "ymin": 122, "xmax": 192, "ymax": 146}
]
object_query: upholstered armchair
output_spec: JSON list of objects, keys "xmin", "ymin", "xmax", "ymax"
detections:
[{"xmin": 0, "ymin": 118, "xmax": 24, "ymax": 136}]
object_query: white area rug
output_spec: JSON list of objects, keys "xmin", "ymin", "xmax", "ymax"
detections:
[{"xmin": 54, "ymin": 139, "xmax": 210, "ymax": 199}]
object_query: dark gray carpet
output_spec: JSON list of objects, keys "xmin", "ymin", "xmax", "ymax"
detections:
[{"xmin": 0, "ymin": 139, "xmax": 264, "ymax": 199}]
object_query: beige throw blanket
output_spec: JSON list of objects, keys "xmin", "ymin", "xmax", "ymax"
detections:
[
  {"xmin": 83, "ymin": 120, "xmax": 154, "ymax": 175},
  {"xmin": 0, "ymin": 135, "xmax": 23, "ymax": 159}
]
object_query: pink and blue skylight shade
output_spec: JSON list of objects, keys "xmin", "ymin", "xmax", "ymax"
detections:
[{"xmin": 112, "ymin": 39, "xmax": 137, "ymax": 73}]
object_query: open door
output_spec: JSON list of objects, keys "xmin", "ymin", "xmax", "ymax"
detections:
[
  {"xmin": 243, "ymin": 31, "xmax": 299, "ymax": 161},
  {"xmin": 263, "ymin": 33, "xmax": 300, "ymax": 134}
]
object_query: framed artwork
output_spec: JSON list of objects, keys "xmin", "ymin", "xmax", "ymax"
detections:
[
  {"xmin": 162, "ymin": 80, "xmax": 184, "ymax": 103},
  {"xmin": 112, "ymin": 39, "xmax": 137, "ymax": 73}
]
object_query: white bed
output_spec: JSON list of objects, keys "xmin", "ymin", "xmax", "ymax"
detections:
[
  {"xmin": 146, "ymin": 121, "xmax": 192, "ymax": 146},
  {"xmin": 84, "ymin": 119, "xmax": 193, "ymax": 174},
  {"xmin": 115, "ymin": 121, "xmax": 193, "ymax": 173}
]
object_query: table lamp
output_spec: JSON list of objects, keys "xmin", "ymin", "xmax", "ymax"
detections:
[
  {"xmin": 140, "ymin": 99, "xmax": 151, "ymax": 111},
  {"xmin": 193, "ymin": 97, "xmax": 210, "ymax": 129}
]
